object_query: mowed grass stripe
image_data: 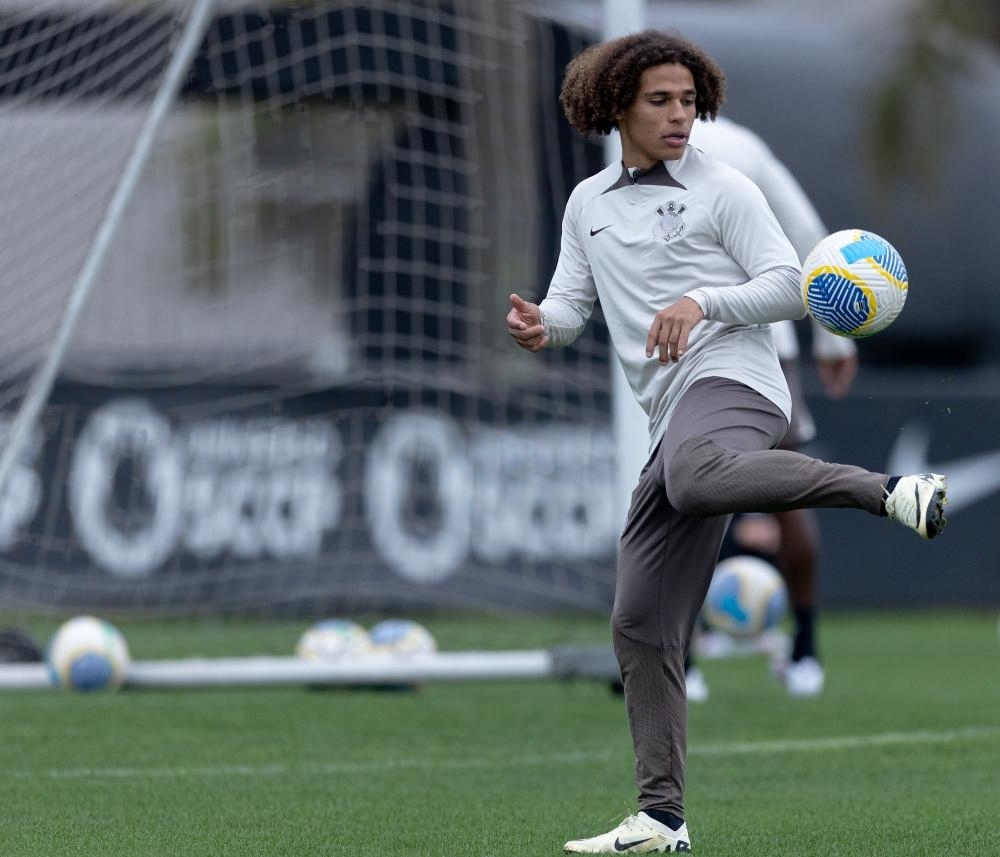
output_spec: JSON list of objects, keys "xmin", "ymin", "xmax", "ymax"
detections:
[{"xmin": 17, "ymin": 725, "xmax": 997, "ymax": 781}]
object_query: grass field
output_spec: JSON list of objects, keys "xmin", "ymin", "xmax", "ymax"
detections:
[{"xmin": 1, "ymin": 610, "xmax": 998, "ymax": 856}]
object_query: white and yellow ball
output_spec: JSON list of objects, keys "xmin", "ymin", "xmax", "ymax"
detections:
[
  {"xmin": 801, "ymin": 228, "xmax": 908, "ymax": 338},
  {"xmin": 703, "ymin": 555, "xmax": 788, "ymax": 638},
  {"xmin": 294, "ymin": 619, "xmax": 371, "ymax": 661},
  {"xmin": 46, "ymin": 615, "xmax": 130, "ymax": 692}
]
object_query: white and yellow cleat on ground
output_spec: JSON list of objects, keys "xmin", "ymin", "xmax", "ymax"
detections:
[
  {"xmin": 884, "ymin": 473, "xmax": 948, "ymax": 539},
  {"xmin": 564, "ymin": 811, "xmax": 691, "ymax": 853}
]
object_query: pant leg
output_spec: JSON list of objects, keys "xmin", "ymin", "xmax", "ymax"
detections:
[
  {"xmin": 667, "ymin": 437, "xmax": 886, "ymax": 516},
  {"xmin": 665, "ymin": 378, "xmax": 887, "ymax": 517},
  {"xmin": 612, "ymin": 624, "xmax": 692, "ymax": 817}
]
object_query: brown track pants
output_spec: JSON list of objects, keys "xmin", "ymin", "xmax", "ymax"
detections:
[{"xmin": 611, "ymin": 377, "xmax": 887, "ymax": 817}]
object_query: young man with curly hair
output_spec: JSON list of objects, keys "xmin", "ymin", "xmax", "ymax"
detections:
[{"xmin": 506, "ymin": 30, "xmax": 947, "ymax": 854}]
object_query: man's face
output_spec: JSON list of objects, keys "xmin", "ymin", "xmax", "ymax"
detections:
[{"xmin": 616, "ymin": 63, "xmax": 697, "ymax": 166}]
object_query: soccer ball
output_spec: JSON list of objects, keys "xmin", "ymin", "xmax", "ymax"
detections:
[
  {"xmin": 703, "ymin": 555, "xmax": 788, "ymax": 638},
  {"xmin": 46, "ymin": 616, "xmax": 130, "ymax": 692},
  {"xmin": 294, "ymin": 619, "xmax": 371, "ymax": 661},
  {"xmin": 801, "ymin": 228, "xmax": 908, "ymax": 338},
  {"xmin": 368, "ymin": 619, "xmax": 437, "ymax": 656}
]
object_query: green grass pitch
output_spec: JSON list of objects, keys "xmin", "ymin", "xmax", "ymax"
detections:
[{"xmin": 1, "ymin": 610, "xmax": 997, "ymax": 856}]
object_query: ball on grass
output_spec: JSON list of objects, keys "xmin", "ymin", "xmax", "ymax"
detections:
[{"xmin": 46, "ymin": 615, "xmax": 130, "ymax": 692}]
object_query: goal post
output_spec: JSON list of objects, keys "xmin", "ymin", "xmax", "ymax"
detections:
[{"xmin": 603, "ymin": 0, "xmax": 650, "ymax": 536}]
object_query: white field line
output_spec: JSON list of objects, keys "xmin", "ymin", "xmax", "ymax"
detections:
[{"xmin": 14, "ymin": 726, "xmax": 997, "ymax": 782}]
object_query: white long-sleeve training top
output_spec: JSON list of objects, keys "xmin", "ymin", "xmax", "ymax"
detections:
[{"xmin": 539, "ymin": 143, "xmax": 806, "ymax": 449}]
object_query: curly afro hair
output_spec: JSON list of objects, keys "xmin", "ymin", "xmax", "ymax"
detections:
[{"xmin": 560, "ymin": 29, "xmax": 727, "ymax": 137}]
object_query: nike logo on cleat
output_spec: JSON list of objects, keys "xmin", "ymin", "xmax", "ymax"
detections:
[
  {"xmin": 590, "ymin": 224, "xmax": 613, "ymax": 236},
  {"xmin": 613, "ymin": 837, "xmax": 652, "ymax": 851}
]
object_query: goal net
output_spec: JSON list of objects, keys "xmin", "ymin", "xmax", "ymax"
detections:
[{"xmin": 0, "ymin": 0, "xmax": 616, "ymax": 618}]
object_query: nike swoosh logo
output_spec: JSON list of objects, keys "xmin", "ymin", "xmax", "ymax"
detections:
[
  {"xmin": 590, "ymin": 225, "xmax": 613, "ymax": 236},
  {"xmin": 614, "ymin": 837, "xmax": 652, "ymax": 851},
  {"xmin": 886, "ymin": 422, "xmax": 1000, "ymax": 515}
]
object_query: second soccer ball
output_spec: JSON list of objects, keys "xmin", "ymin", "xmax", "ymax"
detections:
[
  {"xmin": 47, "ymin": 615, "xmax": 130, "ymax": 692},
  {"xmin": 294, "ymin": 619, "xmax": 371, "ymax": 662},
  {"xmin": 702, "ymin": 555, "xmax": 788, "ymax": 639}
]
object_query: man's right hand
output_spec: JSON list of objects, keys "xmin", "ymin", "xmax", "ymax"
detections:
[{"xmin": 507, "ymin": 294, "xmax": 548, "ymax": 352}]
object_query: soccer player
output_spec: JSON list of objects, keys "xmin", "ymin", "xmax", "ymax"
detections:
[
  {"xmin": 689, "ymin": 115, "xmax": 860, "ymax": 697},
  {"xmin": 506, "ymin": 30, "xmax": 947, "ymax": 854}
]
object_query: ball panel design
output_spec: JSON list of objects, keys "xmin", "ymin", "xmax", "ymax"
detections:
[
  {"xmin": 804, "ymin": 265, "xmax": 878, "ymax": 337},
  {"xmin": 68, "ymin": 652, "xmax": 114, "ymax": 691},
  {"xmin": 368, "ymin": 619, "xmax": 437, "ymax": 656},
  {"xmin": 707, "ymin": 572, "xmax": 746, "ymax": 628}
]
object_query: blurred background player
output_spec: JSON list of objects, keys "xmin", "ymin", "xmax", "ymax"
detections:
[{"xmin": 688, "ymin": 115, "xmax": 859, "ymax": 698}]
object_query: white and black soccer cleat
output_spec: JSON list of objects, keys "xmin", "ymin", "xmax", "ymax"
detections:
[
  {"xmin": 564, "ymin": 812, "xmax": 691, "ymax": 854},
  {"xmin": 884, "ymin": 473, "xmax": 948, "ymax": 539}
]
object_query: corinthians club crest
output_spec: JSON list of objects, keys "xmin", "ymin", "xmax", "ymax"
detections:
[{"xmin": 654, "ymin": 201, "xmax": 686, "ymax": 242}]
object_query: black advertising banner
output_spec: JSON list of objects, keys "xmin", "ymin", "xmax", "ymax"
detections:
[
  {"xmin": 0, "ymin": 382, "xmax": 618, "ymax": 615},
  {"xmin": 2, "ymin": 373, "xmax": 999, "ymax": 615}
]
